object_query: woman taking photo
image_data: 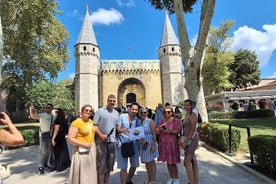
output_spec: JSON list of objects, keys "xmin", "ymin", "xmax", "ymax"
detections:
[
  {"xmin": 157, "ymin": 105, "xmax": 181, "ymax": 184},
  {"xmin": 181, "ymin": 99, "xmax": 199, "ymax": 184},
  {"xmin": 138, "ymin": 107, "xmax": 158, "ymax": 184},
  {"xmin": 68, "ymin": 105, "xmax": 106, "ymax": 184}
]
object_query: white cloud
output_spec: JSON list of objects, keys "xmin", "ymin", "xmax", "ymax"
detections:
[
  {"xmin": 268, "ymin": 72, "xmax": 276, "ymax": 78},
  {"xmin": 69, "ymin": 73, "xmax": 75, "ymax": 79},
  {"xmin": 116, "ymin": 0, "xmax": 135, "ymax": 7},
  {"xmin": 90, "ymin": 8, "xmax": 124, "ymax": 26},
  {"xmin": 230, "ymin": 24, "xmax": 276, "ymax": 67},
  {"xmin": 67, "ymin": 9, "xmax": 79, "ymax": 17}
]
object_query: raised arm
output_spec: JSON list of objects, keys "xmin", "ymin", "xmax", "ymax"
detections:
[
  {"xmin": 0, "ymin": 112, "xmax": 24, "ymax": 146},
  {"xmin": 29, "ymin": 106, "xmax": 40, "ymax": 120}
]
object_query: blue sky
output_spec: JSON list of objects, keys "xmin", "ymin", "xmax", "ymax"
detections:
[{"xmin": 56, "ymin": 0, "xmax": 276, "ymax": 81}]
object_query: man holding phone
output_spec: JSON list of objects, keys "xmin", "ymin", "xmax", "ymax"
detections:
[{"xmin": 29, "ymin": 104, "xmax": 55, "ymax": 175}]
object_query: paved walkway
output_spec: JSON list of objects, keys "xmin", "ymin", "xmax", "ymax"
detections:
[{"xmin": 0, "ymin": 142, "xmax": 274, "ymax": 184}]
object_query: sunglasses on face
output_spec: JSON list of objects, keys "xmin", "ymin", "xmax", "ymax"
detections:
[
  {"xmin": 84, "ymin": 109, "xmax": 93, "ymax": 113},
  {"xmin": 164, "ymin": 111, "xmax": 171, "ymax": 114}
]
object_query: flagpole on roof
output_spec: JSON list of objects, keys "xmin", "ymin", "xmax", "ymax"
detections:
[{"xmin": 128, "ymin": 46, "xmax": 132, "ymax": 60}]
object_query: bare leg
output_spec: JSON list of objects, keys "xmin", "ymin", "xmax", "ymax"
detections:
[
  {"xmin": 120, "ymin": 169, "xmax": 127, "ymax": 184},
  {"xmin": 184, "ymin": 154, "xmax": 195, "ymax": 184},
  {"xmin": 193, "ymin": 165, "xmax": 199, "ymax": 184},
  {"xmin": 145, "ymin": 162, "xmax": 151, "ymax": 182},
  {"xmin": 192, "ymin": 155, "xmax": 199, "ymax": 184},
  {"xmin": 104, "ymin": 172, "xmax": 111, "ymax": 184},
  {"xmin": 149, "ymin": 160, "xmax": 156, "ymax": 182},
  {"xmin": 172, "ymin": 164, "xmax": 178, "ymax": 179},
  {"xmin": 167, "ymin": 163, "xmax": 174, "ymax": 178},
  {"xmin": 98, "ymin": 174, "xmax": 105, "ymax": 184},
  {"xmin": 127, "ymin": 167, "xmax": 136, "ymax": 182}
]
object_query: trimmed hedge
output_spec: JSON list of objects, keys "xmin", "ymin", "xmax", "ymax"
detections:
[
  {"xmin": 209, "ymin": 109, "xmax": 275, "ymax": 120},
  {"xmin": 248, "ymin": 135, "xmax": 276, "ymax": 178},
  {"xmin": 3, "ymin": 126, "xmax": 40, "ymax": 150},
  {"xmin": 199, "ymin": 122, "xmax": 241, "ymax": 152},
  {"xmin": 21, "ymin": 129, "xmax": 39, "ymax": 146}
]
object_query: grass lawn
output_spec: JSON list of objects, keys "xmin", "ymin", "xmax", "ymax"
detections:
[{"xmin": 210, "ymin": 117, "xmax": 276, "ymax": 153}]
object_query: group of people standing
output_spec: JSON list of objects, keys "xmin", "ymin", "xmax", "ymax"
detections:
[
  {"xmin": 29, "ymin": 104, "xmax": 71, "ymax": 174},
  {"xmin": 155, "ymin": 100, "xmax": 199, "ymax": 184},
  {"xmin": 29, "ymin": 95, "xmax": 200, "ymax": 184}
]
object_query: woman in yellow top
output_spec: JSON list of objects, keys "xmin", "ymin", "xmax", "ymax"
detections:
[{"xmin": 68, "ymin": 104, "xmax": 106, "ymax": 184}]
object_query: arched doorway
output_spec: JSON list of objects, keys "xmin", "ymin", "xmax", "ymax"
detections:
[
  {"xmin": 117, "ymin": 78, "xmax": 145, "ymax": 107},
  {"xmin": 126, "ymin": 93, "xmax": 136, "ymax": 106}
]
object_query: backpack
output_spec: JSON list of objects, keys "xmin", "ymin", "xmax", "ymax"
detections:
[{"xmin": 197, "ymin": 113, "xmax": 202, "ymax": 124}]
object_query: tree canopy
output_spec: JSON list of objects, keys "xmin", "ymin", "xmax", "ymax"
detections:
[
  {"xmin": 145, "ymin": 0, "xmax": 197, "ymax": 14},
  {"xmin": 0, "ymin": 0, "xmax": 70, "ymax": 88},
  {"xmin": 146, "ymin": 0, "xmax": 216, "ymax": 122},
  {"xmin": 202, "ymin": 51, "xmax": 233, "ymax": 93},
  {"xmin": 0, "ymin": 0, "xmax": 70, "ymax": 112},
  {"xmin": 202, "ymin": 20, "xmax": 235, "ymax": 93},
  {"xmin": 229, "ymin": 49, "xmax": 261, "ymax": 90},
  {"xmin": 24, "ymin": 79, "xmax": 74, "ymax": 110}
]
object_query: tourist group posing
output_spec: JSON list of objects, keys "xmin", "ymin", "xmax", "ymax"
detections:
[{"xmin": 29, "ymin": 95, "xmax": 199, "ymax": 184}]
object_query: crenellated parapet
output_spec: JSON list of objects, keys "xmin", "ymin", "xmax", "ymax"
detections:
[{"xmin": 101, "ymin": 60, "xmax": 160, "ymax": 73}]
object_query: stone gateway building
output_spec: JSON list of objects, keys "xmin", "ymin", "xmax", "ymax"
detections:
[{"xmin": 74, "ymin": 7, "xmax": 185, "ymax": 111}]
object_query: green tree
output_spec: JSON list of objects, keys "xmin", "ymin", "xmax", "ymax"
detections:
[
  {"xmin": 202, "ymin": 20, "xmax": 235, "ymax": 93},
  {"xmin": 0, "ymin": 0, "xmax": 70, "ymax": 111},
  {"xmin": 53, "ymin": 79, "xmax": 74, "ymax": 110},
  {"xmin": 25, "ymin": 79, "xmax": 74, "ymax": 110},
  {"xmin": 229, "ymin": 49, "xmax": 261, "ymax": 90},
  {"xmin": 146, "ymin": 0, "xmax": 216, "ymax": 122},
  {"xmin": 202, "ymin": 51, "xmax": 233, "ymax": 93}
]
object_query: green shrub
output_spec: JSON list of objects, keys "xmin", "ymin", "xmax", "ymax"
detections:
[
  {"xmin": 199, "ymin": 122, "xmax": 241, "ymax": 152},
  {"xmin": 248, "ymin": 135, "xmax": 276, "ymax": 177},
  {"xmin": 209, "ymin": 109, "xmax": 274, "ymax": 120},
  {"xmin": 21, "ymin": 129, "xmax": 39, "ymax": 146}
]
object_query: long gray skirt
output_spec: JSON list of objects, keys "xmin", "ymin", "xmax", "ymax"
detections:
[{"xmin": 69, "ymin": 143, "xmax": 97, "ymax": 184}]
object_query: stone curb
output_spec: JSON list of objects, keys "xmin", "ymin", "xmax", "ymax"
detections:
[{"xmin": 201, "ymin": 142, "xmax": 275, "ymax": 184}]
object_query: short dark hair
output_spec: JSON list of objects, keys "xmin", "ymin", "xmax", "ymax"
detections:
[
  {"xmin": 184, "ymin": 99, "xmax": 193, "ymax": 105},
  {"xmin": 46, "ymin": 103, "xmax": 53, "ymax": 108},
  {"xmin": 130, "ymin": 102, "xmax": 139, "ymax": 108},
  {"xmin": 165, "ymin": 102, "xmax": 170, "ymax": 106}
]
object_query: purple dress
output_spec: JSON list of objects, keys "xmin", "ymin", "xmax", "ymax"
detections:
[
  {"xmin": 157, "ymin": 118, "xmax": 181, "ymax": 164},
  {"xmin": 182, "ymin": 116, "xmax": 199, "ymax": 156}
]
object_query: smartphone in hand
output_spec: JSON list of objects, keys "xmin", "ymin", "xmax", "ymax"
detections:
[{"xmin": 142, "ymin": 141, "xmax": 149, "ymax": 150}]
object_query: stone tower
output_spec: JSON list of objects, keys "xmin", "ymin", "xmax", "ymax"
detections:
[
  {"xmin": 74, "ymin": 6, "xmax": 100, "ymax": 112},
  {"xmin": 158, "ymin": 12, "xmax": 184, "ymax": 105}
]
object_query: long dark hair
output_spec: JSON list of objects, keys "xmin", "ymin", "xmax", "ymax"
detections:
[
  {"xmin": 184, "ymin": 99, "xmax": 193, "ymax": 114},
  {"xmin": 55, "ymin": 108, "xmax": 66, "ymax": 129}
]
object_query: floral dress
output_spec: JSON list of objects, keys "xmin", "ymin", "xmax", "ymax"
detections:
[{"xmin": 157, "ymin": 118, "xmax": 181, "ymax": 164}]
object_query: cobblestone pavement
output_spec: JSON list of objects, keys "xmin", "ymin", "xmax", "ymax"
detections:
[{"xmin": 0, "ymin": 142, "xmax": 274, "ymax": 184}]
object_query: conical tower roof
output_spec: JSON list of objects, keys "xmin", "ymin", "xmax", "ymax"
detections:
[
  {"xmin": 76, "ymin": 6, "xmax": 97, "ymax": 45},
  {"xmin": 160, "ymin": 12, "xmax": 179, "ymax": 47}
]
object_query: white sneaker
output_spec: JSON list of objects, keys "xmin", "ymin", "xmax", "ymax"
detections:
[
  {"xmin": 174, "ymin": 179, "xmax": 180, "ymax": 184},
  {"xmin": 0, "ymin": 164, "xmax": 11, "ymax": 179},
  {"xmin": 167, "ymin": 178, "xmax": 174, "ymax": 184}
]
